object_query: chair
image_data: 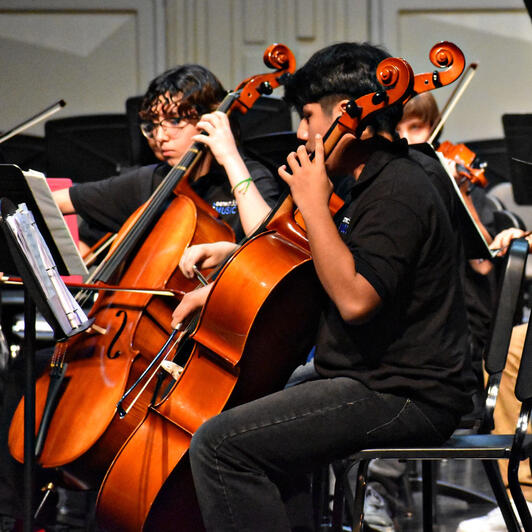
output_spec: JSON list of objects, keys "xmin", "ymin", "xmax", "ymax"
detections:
[
  {"xmin": 236, "ymin": 95, "xmax": 292, "ymax": 140},
  {"xmin": 488, "ymin": 181, "xmax": 532, "ymax": 231},
  {"xmin": 242, "ymin": 131, "xmax": 299, "ymax": 178},
  {"xmin": 328, "ymin": 238, "xmax": 531, "ymax": 532},
  {"xmin": 45, "ymin": 114, "xmax": 131, "ymax": 182},
  {"xmin": 0, "ymin": 133, "xmax": 47, "ymax": 173},
  {"xmin": 502, "ymin": 114, "xmax": 532, "ymax": 186},
  {"xmin": 493, "ymin": 209, "xmax": 527, "ymax": 234}
]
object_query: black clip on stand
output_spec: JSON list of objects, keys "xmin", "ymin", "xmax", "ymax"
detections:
[{"xmin": 0, "ymin": 197, "xmax": 90, "ymax": 532}]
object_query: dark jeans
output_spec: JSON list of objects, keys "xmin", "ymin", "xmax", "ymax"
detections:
[{"xmin": 189, "ymin": 376, "xmax": 458, "ymax": 532}]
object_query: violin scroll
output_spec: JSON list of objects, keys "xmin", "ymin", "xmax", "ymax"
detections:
[{"xmin": 413, "ymin": 41, "xmax": 465, "ymax": 94}]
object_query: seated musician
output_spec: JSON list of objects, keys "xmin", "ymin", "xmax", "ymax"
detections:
[
  {"xmin": 53, "ymin": 64, "xmax": 279, "ymax": 247},
  {"xmin": 398, "ymin": 93, "xmax": 499, "ymax": 405},
  {"xmin": 169, "ymin": 42, "xmax": 475, "ymax": 531},
  {"xmin": 398, "ymin": 92, "xmax": 496, "ymax": 269}
]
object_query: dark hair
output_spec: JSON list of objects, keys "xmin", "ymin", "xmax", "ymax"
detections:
[
  {"xmin": 283, "ymin": 42, "xmax": 403, "ymax": 135},
  {"xmin": 139, "ymin": 64, "xmax": 227, "ymax": 121}
]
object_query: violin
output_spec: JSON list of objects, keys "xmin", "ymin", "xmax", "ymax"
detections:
[
  {"xmin": 8, "ymin": 44, "xmax": 296, "ymax": 478},
  {"xmin": 437, "ymin": 140, "xmax": 488, "ymax": 188},
  {"xmin": 424, "ymin": 58, "xmax": 488, "ymax": 189}
]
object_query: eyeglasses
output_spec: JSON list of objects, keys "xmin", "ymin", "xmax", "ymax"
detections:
[{"xmin": 140, "ymin": 117, "xmax": 185, "ymax": 138}]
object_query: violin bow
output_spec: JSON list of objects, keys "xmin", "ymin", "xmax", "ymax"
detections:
[{"xmin": 428, "ymin": 62, "xmax": 478, "ymax": 144}]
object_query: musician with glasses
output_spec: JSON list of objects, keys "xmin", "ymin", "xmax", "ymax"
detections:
[{"xmin": 53, "ymin": 64, "xmax": 281, "ymax": 247}]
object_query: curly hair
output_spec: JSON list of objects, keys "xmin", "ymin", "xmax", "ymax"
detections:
[{"xmin": 138, "ymin": 64, "xmax": 227, "ymax": 121}]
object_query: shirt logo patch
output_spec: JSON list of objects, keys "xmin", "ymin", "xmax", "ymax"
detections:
[
  {"xmin": 212, "ymin": 200, "xmax": 238, "ymax": 216},
  {"xmin": 338, "ymin": 216, "xmax": 351, "ymax": 235}
]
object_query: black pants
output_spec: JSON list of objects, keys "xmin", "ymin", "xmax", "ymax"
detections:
[{"xmin": 189, "ymin": 376, "xmax": 458, "ymax": 532}]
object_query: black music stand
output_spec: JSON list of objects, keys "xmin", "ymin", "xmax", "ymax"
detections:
[
  {"xmin": 502, "ymin": 113, "xmax": 532, "ymax": 204},
  {"xmin": 0, "ymin": 197, "xmax": 90, "ymax": 532}
]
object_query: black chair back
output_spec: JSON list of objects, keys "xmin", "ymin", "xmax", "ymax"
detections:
[
  {"xmin": 45, "ymin": 114, "xmax": 130, "ymax": 182},
  {"xmin": 482, "ymin": 238, "xmax": 529, "ymax": 431},
  {"xmin": 502, "ymin": 114, "xmax": 532, "ymax": 204}
]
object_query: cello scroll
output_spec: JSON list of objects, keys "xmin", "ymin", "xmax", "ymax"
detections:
[
  {"xmin": 326, "ymin": 56, "xmax": 414, "ymax": 152},
  {"xmin": 231, "ymin": 43, "xmax": 296, "ymax": 114},
  {"xmin": 413, "ymin": 41, "xmax": 465, "ymax": 94}
]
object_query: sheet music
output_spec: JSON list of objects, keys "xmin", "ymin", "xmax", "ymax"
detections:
[
  {"xmin": 434, "ymin": 150, "xmax": 497, "ymax": 260},
  {"xmin": 5, "ymin": 203, "xmax": 89, "ymax": 336},
  {"xmin": 22, "ymin": 169, "xmax": 88, "ymax": 276}
]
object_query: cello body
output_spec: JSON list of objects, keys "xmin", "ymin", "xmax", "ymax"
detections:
[
  {"xmin": 95, "ymin": 228, "xmax": 324, "ymax": 531},
  {"xmin": 8, "ymin": 195, "xmax": 233, "ymax": 477}
]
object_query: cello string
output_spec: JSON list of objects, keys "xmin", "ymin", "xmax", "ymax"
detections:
[{"xmin": 118, "ymin": 329, "xmax": 186, "ymax": 416}]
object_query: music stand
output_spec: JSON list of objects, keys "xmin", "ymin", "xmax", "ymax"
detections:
[
  {"xmin": 509, "ymin": 157, "xmax": 532, "ymax": 206},
  {"xmin": 502, "ymin": 113, "xmax": 532, "ymax": 204},
  {"xmin": 0, "ymin": 197, "xmax": 91, "ymax": 532}
]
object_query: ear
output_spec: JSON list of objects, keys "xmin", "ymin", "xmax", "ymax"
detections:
[{"xmin": 333, "ymin": 98, "xmax": 351, "ymax": 118}]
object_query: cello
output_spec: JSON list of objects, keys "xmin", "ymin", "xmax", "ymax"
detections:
[
  {"xmin": 8, "ymin": 44, "xmax": 296, "ymax": 478},
  {"xmin": 94, "ymin": 55, "xmax": 416, "ymax": 532}
]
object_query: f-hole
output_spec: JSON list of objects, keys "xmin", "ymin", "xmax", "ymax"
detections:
[{"xmin": 107, "ymin": 310, "xmax": 128, "ymax": 359}]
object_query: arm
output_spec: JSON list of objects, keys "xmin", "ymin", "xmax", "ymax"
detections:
[
  {"xmin": 489, "ymin": 227, "xmax": 532, "ymax": 256},
  {"xmin": 179, "ymin": 241, "xmax": 240, "ymax": 278},
  {"xmin": 171, "ymin": 284, "xmax": 213, "ymax": 329},
  {"xmin": 278, "ymin": 135, "xmax": 382, "ymax": 324},
  {"xmin": 53, "ymin": 188, "xmax": 75, "ymax": 214},
  {"xmin": 193, "ymin": 112, "xmax": 271, "ymax": 235}
]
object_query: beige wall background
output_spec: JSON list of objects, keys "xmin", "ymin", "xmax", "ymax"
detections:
[{"xmin": 0, "ymin": 0, "xmax": 530, "ymax": 142}]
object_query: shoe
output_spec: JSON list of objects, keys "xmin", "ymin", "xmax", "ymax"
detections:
[
  {"xmin": 456, "ymin": 500, "xmax": 532, "ymax": 532},
  {"xmin": 363, "ymin": 483, "xmax": 396, "ymax": 532}
]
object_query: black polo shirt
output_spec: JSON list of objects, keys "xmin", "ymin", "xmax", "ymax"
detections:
[{"xmin": 314, "ymin": 137, "xmax": 474, "ymax": 417}]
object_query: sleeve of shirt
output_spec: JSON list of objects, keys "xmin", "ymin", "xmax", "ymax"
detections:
[
  {"xmin": 349, "ymin": 197, "xmax": 426, "ymax": 301},
  {"xmin": 69, "ymin": 165, "xmax": 158, "ymax": 232}
]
